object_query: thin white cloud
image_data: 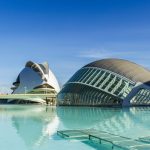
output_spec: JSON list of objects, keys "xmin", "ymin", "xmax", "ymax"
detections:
[
  {"xmin": 78, "ymin": 49, "xmax": 136, "ymax": 59},
  {"xmin": 78, "ymin": 49, "xmax": 150, "ymax": 70}
]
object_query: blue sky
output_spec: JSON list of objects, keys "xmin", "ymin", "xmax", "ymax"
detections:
[{"xmin": 0, "ymin": 0, "xmax": 150, "ymax": 93}]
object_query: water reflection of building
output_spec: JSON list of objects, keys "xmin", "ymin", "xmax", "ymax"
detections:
[
  {"xmin": 0, "ymin": 106, "xmax": 59, "ymax": 148},
  {"xmin": 10, "ymin": 61, "xmax": 60, "ymax": 104},
  {"xmin": 58, "ymin": 59, "xmax": 150, "ymax": 106},
  {"xmin": 57, "ymin": 107, "xmax": 115, "ymax": 129},
  {"xmin": 57, "ymin": 107, "xmax": 150, "ymax": 138}
]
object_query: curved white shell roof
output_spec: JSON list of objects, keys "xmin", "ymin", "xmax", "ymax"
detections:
[
  {"xmin": 26, "ymin": 61, "xmax": 60, "ymax": 93},
  {"xmin": 13, "ymin": 61, "xmax": 60, "ymax": 94},
  {"xmin": 47, "ymin": 69, "xmax": 60, "ymax": 93}
]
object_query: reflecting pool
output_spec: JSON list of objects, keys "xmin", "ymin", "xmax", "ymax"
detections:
[{"xmin": 0, "ymin": 105, "xmax": 149, "ymax": 150}]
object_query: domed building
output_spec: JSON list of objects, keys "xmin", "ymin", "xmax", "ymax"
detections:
[
  {"xmin": 10, "ymin": 61, "xmax": 60, "ymax": 104},
  {"xmin": 57, "ymin": 59, "xmax": 150, "ymax": 106}
]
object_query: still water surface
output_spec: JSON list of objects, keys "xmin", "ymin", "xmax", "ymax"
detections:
[{"xmin": 0, "ymin": 105, "xmax": 149, "ymax": 150}]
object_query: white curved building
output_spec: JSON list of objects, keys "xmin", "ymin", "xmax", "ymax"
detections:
[{"xmin": 10, "ymin": 61, "xmax": 60, "ymax": 104}]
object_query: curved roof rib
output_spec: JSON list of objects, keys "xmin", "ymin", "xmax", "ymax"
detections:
[
  {"xmin": 26, "ymin": 61, "xmax": 47, "ymax": 81},
  {"xmin": 39, "ymin": 62, "xmax": 49, "ymax": 75},
  {"xmin": 84, "ymin": 58, "xmax": 150, "ymax": 84},
  {"xmin": 25, "ymin": 61, "xmax": 60, "ymax": 92}
]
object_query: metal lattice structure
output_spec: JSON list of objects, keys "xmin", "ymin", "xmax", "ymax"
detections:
[{"xmin": 58, "ymin": 59, "xmax": 150, "ymax": 106}]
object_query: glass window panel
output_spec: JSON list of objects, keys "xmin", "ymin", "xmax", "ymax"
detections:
[
  {"xmin": 114, "ymin": 80, "xmax": 126, "ymax": 95},
  {"xmin": 96, "ymin": 72, "xmax": 109, "ymax": 87},
  {"xmin": 107, "ymin": 77, "xmax": 120, "ymax": 92},
  {"xmin": 86, "ymin": 70, "xmax": 99, "ymax": 84},
  {"xmin": 75, "ymin": 69, "xmax": 88, "ymax": 82},
  {"xmin": 78, "ymin": 68, "xmax": 91, "ymax": 82},
  {"xmin": 91, "ymin": 70, "xmax": 104, "ymax": 86},
  {"xmin": 85, "ymin": 69, "xmax": 98, "ymax": 84},
  {"xmin": 82, "ymin": 69, "xmax": 96, "ymax": 83},
  {"xmin": 101, "ymin": 74, "xmax": 114, "ymax": 89},
  {"xmin": 68, "ymin": 69, "xmax": 83, "ymax": 82}
]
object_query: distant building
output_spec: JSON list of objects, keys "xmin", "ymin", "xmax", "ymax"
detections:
[
  {"xmin": 10, "ymin": 61, "xmax": 60, "ymax": 104},
  {"xmin": 58, "ymin": 58, "xmax": 150, "ymax": 106}
]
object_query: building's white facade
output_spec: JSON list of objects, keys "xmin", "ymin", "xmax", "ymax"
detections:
[{"xmin": 10, "ymin": 61, "xmax": 60, "ymax": 104}]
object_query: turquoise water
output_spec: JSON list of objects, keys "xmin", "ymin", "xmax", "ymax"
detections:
[{"xmin": 0, "ymin": 105, "xmax": 149, "ymax": 150}]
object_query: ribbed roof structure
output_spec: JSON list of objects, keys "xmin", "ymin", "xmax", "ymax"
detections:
[
  {"xmin": 84, "ymin": 58, "xmax": 150, "ymax": 84},
  {"xmin": 25, "ymin": 61, "xmax": 60, "ymax": 92}
]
